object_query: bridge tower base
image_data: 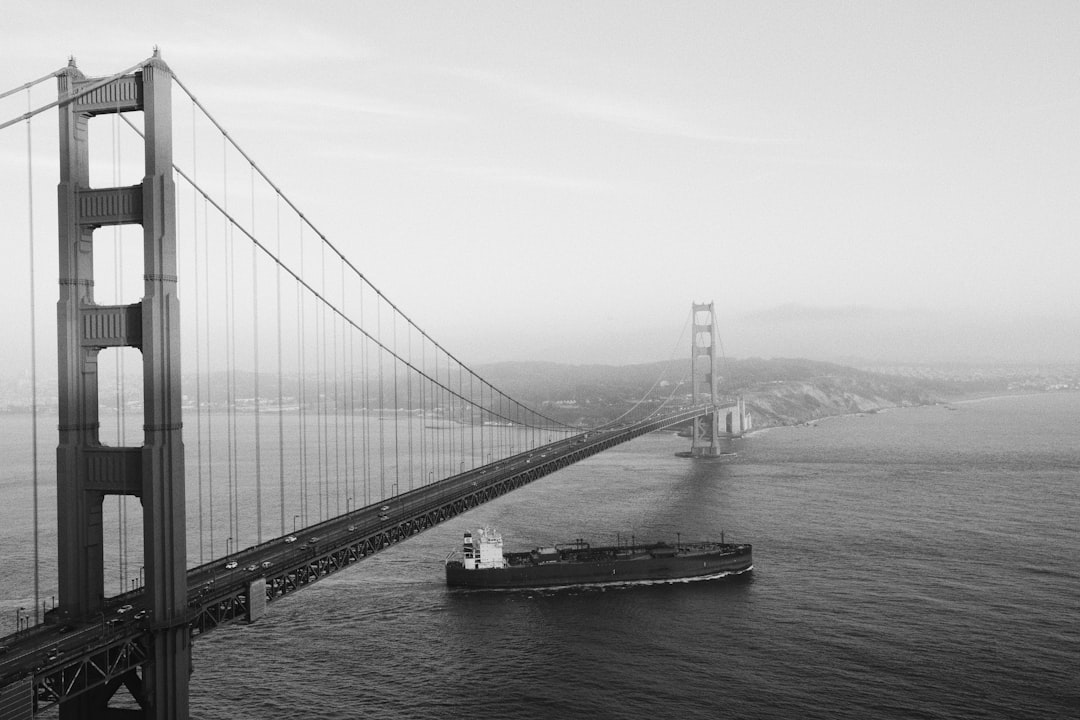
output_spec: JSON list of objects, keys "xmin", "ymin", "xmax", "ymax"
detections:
[{"xmin": 56, "ymin": 53, "xmax": 189, "ymax": 719}]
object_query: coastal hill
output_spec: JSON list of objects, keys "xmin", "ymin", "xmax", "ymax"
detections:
[{"xmin": 473, "ymin": 357, "xmax": 1006, "ymax": 429}]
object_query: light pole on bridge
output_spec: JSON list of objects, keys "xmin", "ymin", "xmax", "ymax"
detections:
[
  {"xmin": 226, "ymin": 537, "xmax": 233, "ymax": 557},
  {"xmin": 293, "ymin": 515, "xmax": 299, "ymax": 532}
]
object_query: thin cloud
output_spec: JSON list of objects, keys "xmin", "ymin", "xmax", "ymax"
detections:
[
  {"xmin": 436, "ymin": 63, "xmax": 791, "ymax": 145},
  {"xmin": 199, "ymin": 83, "xmax": 468, "ymax": 124},
  {"xmin": 336, "ymin": 147, "xmax": 612, "ymax": 194},
  {"xmin": 518, "ymin": 85, "xmax": 785, "ymax": 145},
  {"xmin": 738, "ymin": 304, "xmax": 926, "ymax": 323}
]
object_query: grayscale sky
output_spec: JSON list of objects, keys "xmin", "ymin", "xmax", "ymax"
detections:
[{"xmin": 2, "ymin": 1, "xmax": 1078, "ymax": 365}]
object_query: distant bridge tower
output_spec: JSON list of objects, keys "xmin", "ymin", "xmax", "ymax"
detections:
[
  {"xmin": 690, "ymin": 302, "xmax": 722, "ymax": 457},
  {"xmin": 56, "ymin": 53, "xmax": 189, "ymax": 718}
]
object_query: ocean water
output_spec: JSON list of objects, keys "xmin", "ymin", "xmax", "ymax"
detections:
[
  {"xmin": 184, "ymin": 393, "xmax": 1078, "ymax": 719},
  {"xmin": 2, "ymin": 394, "xmax": 1077, "ymax": 718}
]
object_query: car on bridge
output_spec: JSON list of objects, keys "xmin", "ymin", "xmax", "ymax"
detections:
[
  {"xmin": 225, "ymin": 561, "xmax": 238, "ymax": 569},
  {"xmin": 284, "ymin": 535, "xmax": 297, "ymax": 543}
]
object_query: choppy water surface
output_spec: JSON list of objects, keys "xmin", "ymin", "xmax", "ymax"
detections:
[{"xmin": 183, "ymin": 394, "xmax": 1078, "ymax": 719}]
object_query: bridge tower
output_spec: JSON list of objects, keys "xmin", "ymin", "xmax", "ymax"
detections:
[
  {"xmin": 690, "ymin": 302, "xmax": 722, "ymax": 457},
  {"xmin": 56, "ymin": 53, "xmax": 189, "ymax": 718}
]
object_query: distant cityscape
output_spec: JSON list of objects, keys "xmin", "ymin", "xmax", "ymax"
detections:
[{"xmin": 853, "ymin": 361, "xmax": 1080, "ymax": 392}]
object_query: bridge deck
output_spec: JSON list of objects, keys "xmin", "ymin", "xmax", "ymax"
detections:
[{"xmin": 0, "ymin": 405, "xmax": 723, "ymax": 710}]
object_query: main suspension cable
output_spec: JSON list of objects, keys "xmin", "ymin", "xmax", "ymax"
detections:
[
  {"xmin": 0, "ymin": 67, "xmax": 63, "ymax": 101},
  {"xmin": 123, "ymin": 108, "xmax": 557, "ymax": 429},
  {"xmin": 0, "ymin": 58, "xmax": 150, "ymax": 132},
  {"xmin": 167, "ymin": 69, "xmax": 570, "ymax": 430}
]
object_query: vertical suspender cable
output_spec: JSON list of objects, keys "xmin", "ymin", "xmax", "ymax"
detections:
[
  {"xmin": 361, "ymin": 283, "xmax": 370, "ymax": 506},
  {"xmin": 276, "ymin": 195, "xmax": 285, "ymax": 535},
  {"xmin": 345, "ymin": 261, "xmax": 354, "ymax": 509},
  {"xmin": 350, "ymin": 273, "xmax": 358, "ymax": 509},
  {"xmin": 251, "ymin": 165, "xmax": 263, "ymax": 543},
  {"xmin": 420, "ymin": 336, "xmax": 426, "ymax": 485},
  {"xmin": 27, "ymin": 88, "xmax": 41, "ymax": 622},
  {"xmin": 332, "ymin": 258, "xmax": 340, "ymax": 515},
  {"xmin": 444, "ymin": 352, "xmax": 450, "ymax": 476},
  {"xmin": 298, "ymin": 225, "xmax": 307, "ymax": 526},
  {"xmin": 316, "ymin": 244, "xmax": 325, "ymax": 520},
  {"xmin": 470, "ymin": 373, "xmax": 475, "ymax": 468},
  {"xmin": 431, "ymin": 343, "xmax": 437, "ymax": 480},
  {"xmin": 223, "ymin": 136, "xmax": 236, "ymax": 549},
  {"xmin": 407, "ymin": 324, "xmax": 413, "ymax": 489},
  {"xmin": 377, "ymin": 301, "xmax": 385, "ymax": 498},
  {"xmin": 205, "ymin": 198, "xmax": 214, "ymax": 558},
  {"xmin": 393, "ymin": 311, "xmax": 400, "ymax": 495},
  {"xmin": 333, "ymin": 261, "xmax": 341, "ymax": 515},
  {"xmin": 314, "ymin": 245, "xmax": 322, "ymax": 520},
  {"xmin": 192, "ymin": 103, "xmax": 205, "ymax": 564},
  {"xmin": 461, "ymin": 364, "xmax": 466, "ymax": 468}
]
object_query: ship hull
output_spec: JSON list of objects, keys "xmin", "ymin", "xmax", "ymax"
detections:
[{"xmin": 446, "ymin": 544, "xmax": 751, "ymax": 589}]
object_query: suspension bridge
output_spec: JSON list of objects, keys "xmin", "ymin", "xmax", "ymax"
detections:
[{"xmin": 0, "ymin": 54, "xmax": 748, "ymax": 719}]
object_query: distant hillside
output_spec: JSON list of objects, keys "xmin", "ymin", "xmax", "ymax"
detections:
[
  {"xmin": 474, "ymin": 357, "xmax": 1000, "ymax": 429},
  {"xmin": 0, "ymin": 358, "xmax": 1053, "ymax": 427}
]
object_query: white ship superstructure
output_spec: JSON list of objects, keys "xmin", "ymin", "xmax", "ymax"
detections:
[{"xmin": 461, "ymin": 528, "xmax": 507, "ymax": 570}]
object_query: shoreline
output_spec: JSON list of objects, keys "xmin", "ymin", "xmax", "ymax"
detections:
[{"xmin": 741, "ymin": 388, "xmax": 1078, "ymax": 436}]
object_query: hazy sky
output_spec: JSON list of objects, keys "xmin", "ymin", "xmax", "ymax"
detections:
[{"xmin": 2, "ymin": 1, "xmax": 1078, "ymax": 365}]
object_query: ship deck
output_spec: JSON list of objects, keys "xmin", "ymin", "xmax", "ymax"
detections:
[{"xmin": 501, "ymin": 542, "xmax": 748, "ymax": 567}]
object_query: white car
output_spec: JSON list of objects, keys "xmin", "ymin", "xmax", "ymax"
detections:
[
  {"xmin": 225, "ymin": 561, "xmax": 238, "ymax": 569},
  {"xmin": 284, "ymin": 536, "xmax": 297, "ymax": 543}
]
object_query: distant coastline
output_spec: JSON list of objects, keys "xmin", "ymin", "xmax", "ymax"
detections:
[{"xmin": 1, "ymin": 359, "xmax": 1075, "ymax": 430}]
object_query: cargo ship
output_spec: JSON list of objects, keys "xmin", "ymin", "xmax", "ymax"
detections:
[{"xmin": 445, "ymin": 528, "xmax": 752, "ymax": 589}]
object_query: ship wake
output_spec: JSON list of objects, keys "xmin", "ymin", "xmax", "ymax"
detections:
[{"xmin": 450, "ymin": 565, "xmax": 754, "ymax": 593}]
